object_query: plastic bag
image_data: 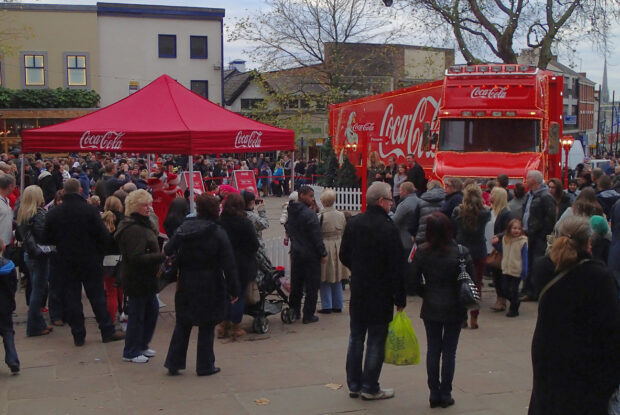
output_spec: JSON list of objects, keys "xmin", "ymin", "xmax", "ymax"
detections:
[{"xmin": 384, "ymin": 311, "xmax": 420, "ymax": 366}]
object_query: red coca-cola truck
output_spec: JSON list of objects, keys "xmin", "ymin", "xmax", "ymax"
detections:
[{"xmin": 329, "ymin": 64, "xmax": 564, "ymax": 190}]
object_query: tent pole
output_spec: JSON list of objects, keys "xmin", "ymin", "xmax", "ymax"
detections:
[
  {"xmin": 19, "ymin": 154, "xmax": 25, "ymax": 195},
  {"xmin": 291, "ymin": 151, "xmax": 295, "ymax": 193},
  {"xmin": 147, "ymin": 154, "xmax": 152, "ymax": 173},
  {"xmin": 188, "ymin": 155, "xmax": 195, "ymax": 214}
]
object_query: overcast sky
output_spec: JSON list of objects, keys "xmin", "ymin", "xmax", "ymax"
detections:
[{"xmin": 39, "ymin": 0, "xmax": 620, "ymax": 99}]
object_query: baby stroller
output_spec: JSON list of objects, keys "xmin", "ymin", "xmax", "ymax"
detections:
[{"xmin": 244, "ymin": 249, "xmax": 295, "ymax": 333}]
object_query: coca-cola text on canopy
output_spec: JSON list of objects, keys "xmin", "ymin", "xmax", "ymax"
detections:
[
  {"xmin": 234, "ymin": 131, "xmax": 262, "ymax": 149},
  {"xmin": 79, "ymin": 130, "xmax": 124, "ymax": 150}
]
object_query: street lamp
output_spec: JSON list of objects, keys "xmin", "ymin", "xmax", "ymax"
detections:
[{"xmin": 561, "ymin": 135, "xmax": 574, "ymax": 188}]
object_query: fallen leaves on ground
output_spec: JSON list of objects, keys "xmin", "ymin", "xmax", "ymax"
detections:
[
  {"xmin": 325, "ymin": 383, "xmax": 343, "ymax": 391},
  {"xmin": 254, "ymin": 398, "xmax": 270, "ymax": 405}
]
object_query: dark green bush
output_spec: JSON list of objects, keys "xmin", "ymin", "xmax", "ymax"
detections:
[{"xmin": 0, "ymin": 87, "xmax": 100, "ymax": 108}]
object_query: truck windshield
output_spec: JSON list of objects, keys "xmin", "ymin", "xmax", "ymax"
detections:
[{"xmin": 439, "ymin": 119, "xmax": 540, "ymax": 152}]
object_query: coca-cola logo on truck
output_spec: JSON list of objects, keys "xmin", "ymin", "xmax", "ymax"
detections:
[
  {"xmin": 470, "ymin": 86, "xmax": 508, "ymax": 99},
  {"xmin": 79, "ymin": 131, "xmax": 124, "ymax": 150},
  {"xmin": 352, "ymin": 122, "xmax": 375, "ymax": 132},
  {"xmin": 378, "ymin": 96, "xmax": 441, "ymax": 159},
  {"xmin": 234, "ymin": 131, "xmax": 262, "ymax": 149}
]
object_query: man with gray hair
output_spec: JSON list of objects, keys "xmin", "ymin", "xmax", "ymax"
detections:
[
  {"xmin": 339, "ymin": 181, "xmax": 406, "ymax": 400},
  {"xmin": 521, "ymin": 170, "xmax": 555, "ymax": 301},
  {"xmin": 0, "ymin": 174, "xmax": 15, "ymax": 251},
  {"xmin": 389, "ymin": 181, "xmax": 419, "ymax": 293}
]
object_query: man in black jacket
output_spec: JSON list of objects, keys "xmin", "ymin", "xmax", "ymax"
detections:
[
  {"xmin": 340, "ymin": 181, "xmax": 406, "ymax": 401},
  {"xmin": 406, "ymin": 153, "xmax": 427, "ymax": 196},
  {"xmin": 285, "ymin": 186, "xmax": 327, "ymax": 324},
  {"xmin": 44, "ymin": 179, "xmax": 124, "ymax": 346},
  {"xmin": 521, "ymin": 170, "xmax": 555, "ymax": 301}
]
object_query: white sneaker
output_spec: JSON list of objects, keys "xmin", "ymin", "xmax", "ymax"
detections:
[
  {"xmin": 142, "ymin": 348, "xmax": 156, "ymax": 358},
  {"xmin": 123, "ymin": 355, "xmax": 149, "ymax": 363},
  {"xmin": 361, "ymin": 388, "xmax": 395, "ymax": 400}
]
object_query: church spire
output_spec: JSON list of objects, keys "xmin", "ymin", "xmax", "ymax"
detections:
[{"xmin": 601, "ymin": 58, "xmax": 610, "ymax": 103}]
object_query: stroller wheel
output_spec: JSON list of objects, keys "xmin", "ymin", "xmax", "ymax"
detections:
[
  {"xmin": 281, "ymin": 308, "xmax": 292, "ymax": 324},
  {"xmin": 253, "ymin": 316, "xmax": 270, "ymax": 334}
]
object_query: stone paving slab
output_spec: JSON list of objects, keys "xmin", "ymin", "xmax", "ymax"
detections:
[{"xmin": 0, "ymin": 197, "xmax": 537, "ymax": 414}]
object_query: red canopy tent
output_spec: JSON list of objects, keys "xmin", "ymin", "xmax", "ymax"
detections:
[
  {"xmin": 21, "ymin": 74, "xmax": 294, "ymax": 154},
  {"xmin": 20, "ymin": 74, "xmax": 296, "ymax": 210}
]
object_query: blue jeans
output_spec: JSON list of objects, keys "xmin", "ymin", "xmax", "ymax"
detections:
[
  {"xmin": 345, "ymin": 316, "xmax": 389, "ymax": 394},
  {"xmin": 123, "ymin": 294, "xmax": 159, "ymax": 359},
  {"xmin": 319, "ymin": 281, "xmax": 343, "ymax": 310},
  {"xmin": 423, "ymin": 320, "xmax": 462, "ymax": 401},
  {"xmin": 227, "ymin": 284, "xmax": 247, "ymax": 324},
  {"xmin": 24, "ymin": 253, "xmax": 49, "ymax": 336}
]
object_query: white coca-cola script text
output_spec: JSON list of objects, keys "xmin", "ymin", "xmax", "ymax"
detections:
[
  {"xmin": 79, "ymin": 131, "xmax": 124, "ymax": 150},
  {"xmin": 352, "ymin": 122, "xmax": 375, "ymax": 132},
  {"xmin": 470, "ymin": 87, "xmax": 508, "ymax": 99},
  {"xmin": 234, "ymin": 131, "xmax": 262, "ymax": 149}
]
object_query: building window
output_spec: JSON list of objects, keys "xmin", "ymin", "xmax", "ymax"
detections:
[
  {"xmin": 191, "ymin": 80, "xmax": 208, "ymax": 99},
  {"xmin": 24, "ymin": 54, "xmax": 45, "ymax": 86},
  {"xmin": 158, "ymin": 34, "xmax": 176, "ymax": 58},
  {"xmin": 190, "ymin": 36, "xmax": 208, "ymax": 59},
  {"xmin": 67, "ymin": 55, "xmax": 87, "ymax": 86},
  {"xmin": 240, "ymin": 98, "xmax": 264, "ymax": 110}
]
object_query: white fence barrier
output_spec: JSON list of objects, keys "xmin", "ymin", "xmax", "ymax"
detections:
[
  {"xmin": 264, "ymin": 237, "xmax": 290, "ymax": 276},
  {"xmin": 310, "ymin": 185, "xmax": 362, "ymax": 211}
]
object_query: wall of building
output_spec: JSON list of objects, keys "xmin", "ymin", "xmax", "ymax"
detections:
[
  {"xmin": 98, "ymin": 15, "xmax": 223, "ymax": 107},
  {"xmin": 226, "ymin": 81, "xmax": 266, "ymax": 112},
  {"xmin": 403, "ymin": 48, "xmax": 452, "ymax": 81},
  {"xmin": 1, "ymin": 6, "xmax": 99, "ymax": 91}
]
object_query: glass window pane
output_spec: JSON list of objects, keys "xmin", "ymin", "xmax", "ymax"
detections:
[
  {"xmin": 25, "ymin": 68, "xmax": 44, "ymax": 85},
  {"xmin": 67, "ymin": 56, "xmax": 75, "ymax": 68},
  {"xmin": 77, "ymin": 56, "xmax": 86, "ymax": 68},
  {"xmin": 190, "ymin": 80, "xmax": 208, "ymax": 99},
  {"xmin": 158, "ymin": 35, "xmax": 176, "ymax": 58},
  {"xmin": 68, "ymin": 69, "xmax": 86, "ymax": 86},
  {"xmin": 34, "ymin": 55, "xmax": 43, "ymax": 67},
  {"xmin": 190, "ymin": 36, "xmax": 207, "ymax": 59},
  {"xmin": 25, "ymin": 55, "xmax": 33, "ymax": 67}
]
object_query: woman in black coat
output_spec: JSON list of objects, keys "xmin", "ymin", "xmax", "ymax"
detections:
[
  {"xmin": 164, "ymin": 193, "xmax": 240, "ymax": 376},
  {"xmin": 218, "ymin": 193, "xmax": 259, "ymax": 340},
  {"xmin": 529, "ymin": 216, "xmax": 620, "ymax": 415},
  {"xmin": 412, "ymin": 212, "xmax": 473, "ymax": 409},
  {"xmin": 163, "ymin": 198, "xmax": 188, "ymax": 238}
]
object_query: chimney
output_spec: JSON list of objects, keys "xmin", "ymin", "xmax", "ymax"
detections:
[{"xmin": 229, "ymin": 59, "xmax": 246, "ymax": 73}]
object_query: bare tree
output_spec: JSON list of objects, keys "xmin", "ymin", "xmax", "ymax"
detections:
[
  {"xmin": 404, "ymin": 0, "xmax": 619, "ymax": 68},
  {"xmin": 230, "ymin": 0, "xmax": 413, "ymax": 101}
]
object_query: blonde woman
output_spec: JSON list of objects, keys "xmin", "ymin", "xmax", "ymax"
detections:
[
  {"xmin": 489, "ymin": 187, "xmax": 513, "ymax": 312},
  {"xmin": 101, "ymin": 196, "xmax": 124, "ymax": 324},
  {"xmin": 366, "ymin": 151, "xmax": 385, "ymax": 188},
  {"xmin": 317, "ymin": 190, "xmax": 349, "ymax": 313},
  {"xmin": 16, "ymin": 185, "xmax": 53, "ymax": 337},
  {"xmin": 115, "ymin": 190, "xmax": 164, "ymax": 363}
]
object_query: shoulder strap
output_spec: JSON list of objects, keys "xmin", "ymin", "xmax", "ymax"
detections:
[{"xmin": 538, "ymin": 259, "xmax": 589, "ymax": 301}]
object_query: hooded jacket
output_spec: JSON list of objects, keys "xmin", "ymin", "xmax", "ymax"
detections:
[
  {"xmin": 285, "ymin": 201, "xmax": 327, "ymax": 262},
  {"xmin": 597, "ymin": 189, "xmax": 620, "ymax": 218},
  {"xmin": 412, "ymin": 186, "xmax": 446, "ymax": 244},
  {"xmin": 164, "ymin": 217, "xmax": 239, "ymax": 326},
  {"xmin": 115, "ymin": 213, "xmax": 164, "ymax": 297}
]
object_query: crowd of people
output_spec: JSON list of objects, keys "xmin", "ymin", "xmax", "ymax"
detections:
[{"xmin": 0, "ymin": 150, "xmax": 618, "ymax": 413}]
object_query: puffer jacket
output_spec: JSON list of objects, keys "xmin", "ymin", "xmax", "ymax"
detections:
[
  {"xmin": 411, "ymin": 186, "xmax": 446, "ymax": 244},
  {"xmin": 164, "ymin": 217, "xmax": 239, "ymax": 326},
  {"xmin": 411, "ymin": 241, "xmax": 472, "ymax": 322},
  {"xmin": 115, "ymin": 213, "xmax": 164, "ymax": 297}
]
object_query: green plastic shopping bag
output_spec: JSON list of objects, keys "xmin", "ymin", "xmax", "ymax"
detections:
[{"xmin": 384, "ymin": 311, "xmax": 420, "ymax": 365}]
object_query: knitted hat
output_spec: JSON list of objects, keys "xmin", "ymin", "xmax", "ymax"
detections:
[{"xmin": 590, "ymin": 215, "xmax": 609, "ymax": 236}]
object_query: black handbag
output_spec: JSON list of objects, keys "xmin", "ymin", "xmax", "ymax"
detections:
[
  {"xmin": 157, "ymin": 254, "xmax": 178, "ymax": 293},
  {"xmin": 457, "ymin": 245, "xmax": 480, "ymax": 308}
]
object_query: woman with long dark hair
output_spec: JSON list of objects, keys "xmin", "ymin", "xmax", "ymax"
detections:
[
  {"xmin": 547, "ymin": 178, "xmax": 571, "ymax": 222},
  {"xmin": 163, "ymin": 198, "xmax": 189, "ymax": 238},
  {"xmin": 452, "ymin": 184, "xmax": 490, "ymax": 329},
  {"xmin": 411, "ymin": 212, "xmax": 473, "ymax": 409},
  {"xmin": 218, "ymin": 193, "xmax": 258, "ymax": 340}
]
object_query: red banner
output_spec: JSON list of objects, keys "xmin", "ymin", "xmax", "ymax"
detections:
[
  {"xmin": 180, "ymin": 171, "xmax": 205, "ymax": 195},
  {"xmin": 233, "ymin": 170, "xmax": 259, "ymax": 196}
]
